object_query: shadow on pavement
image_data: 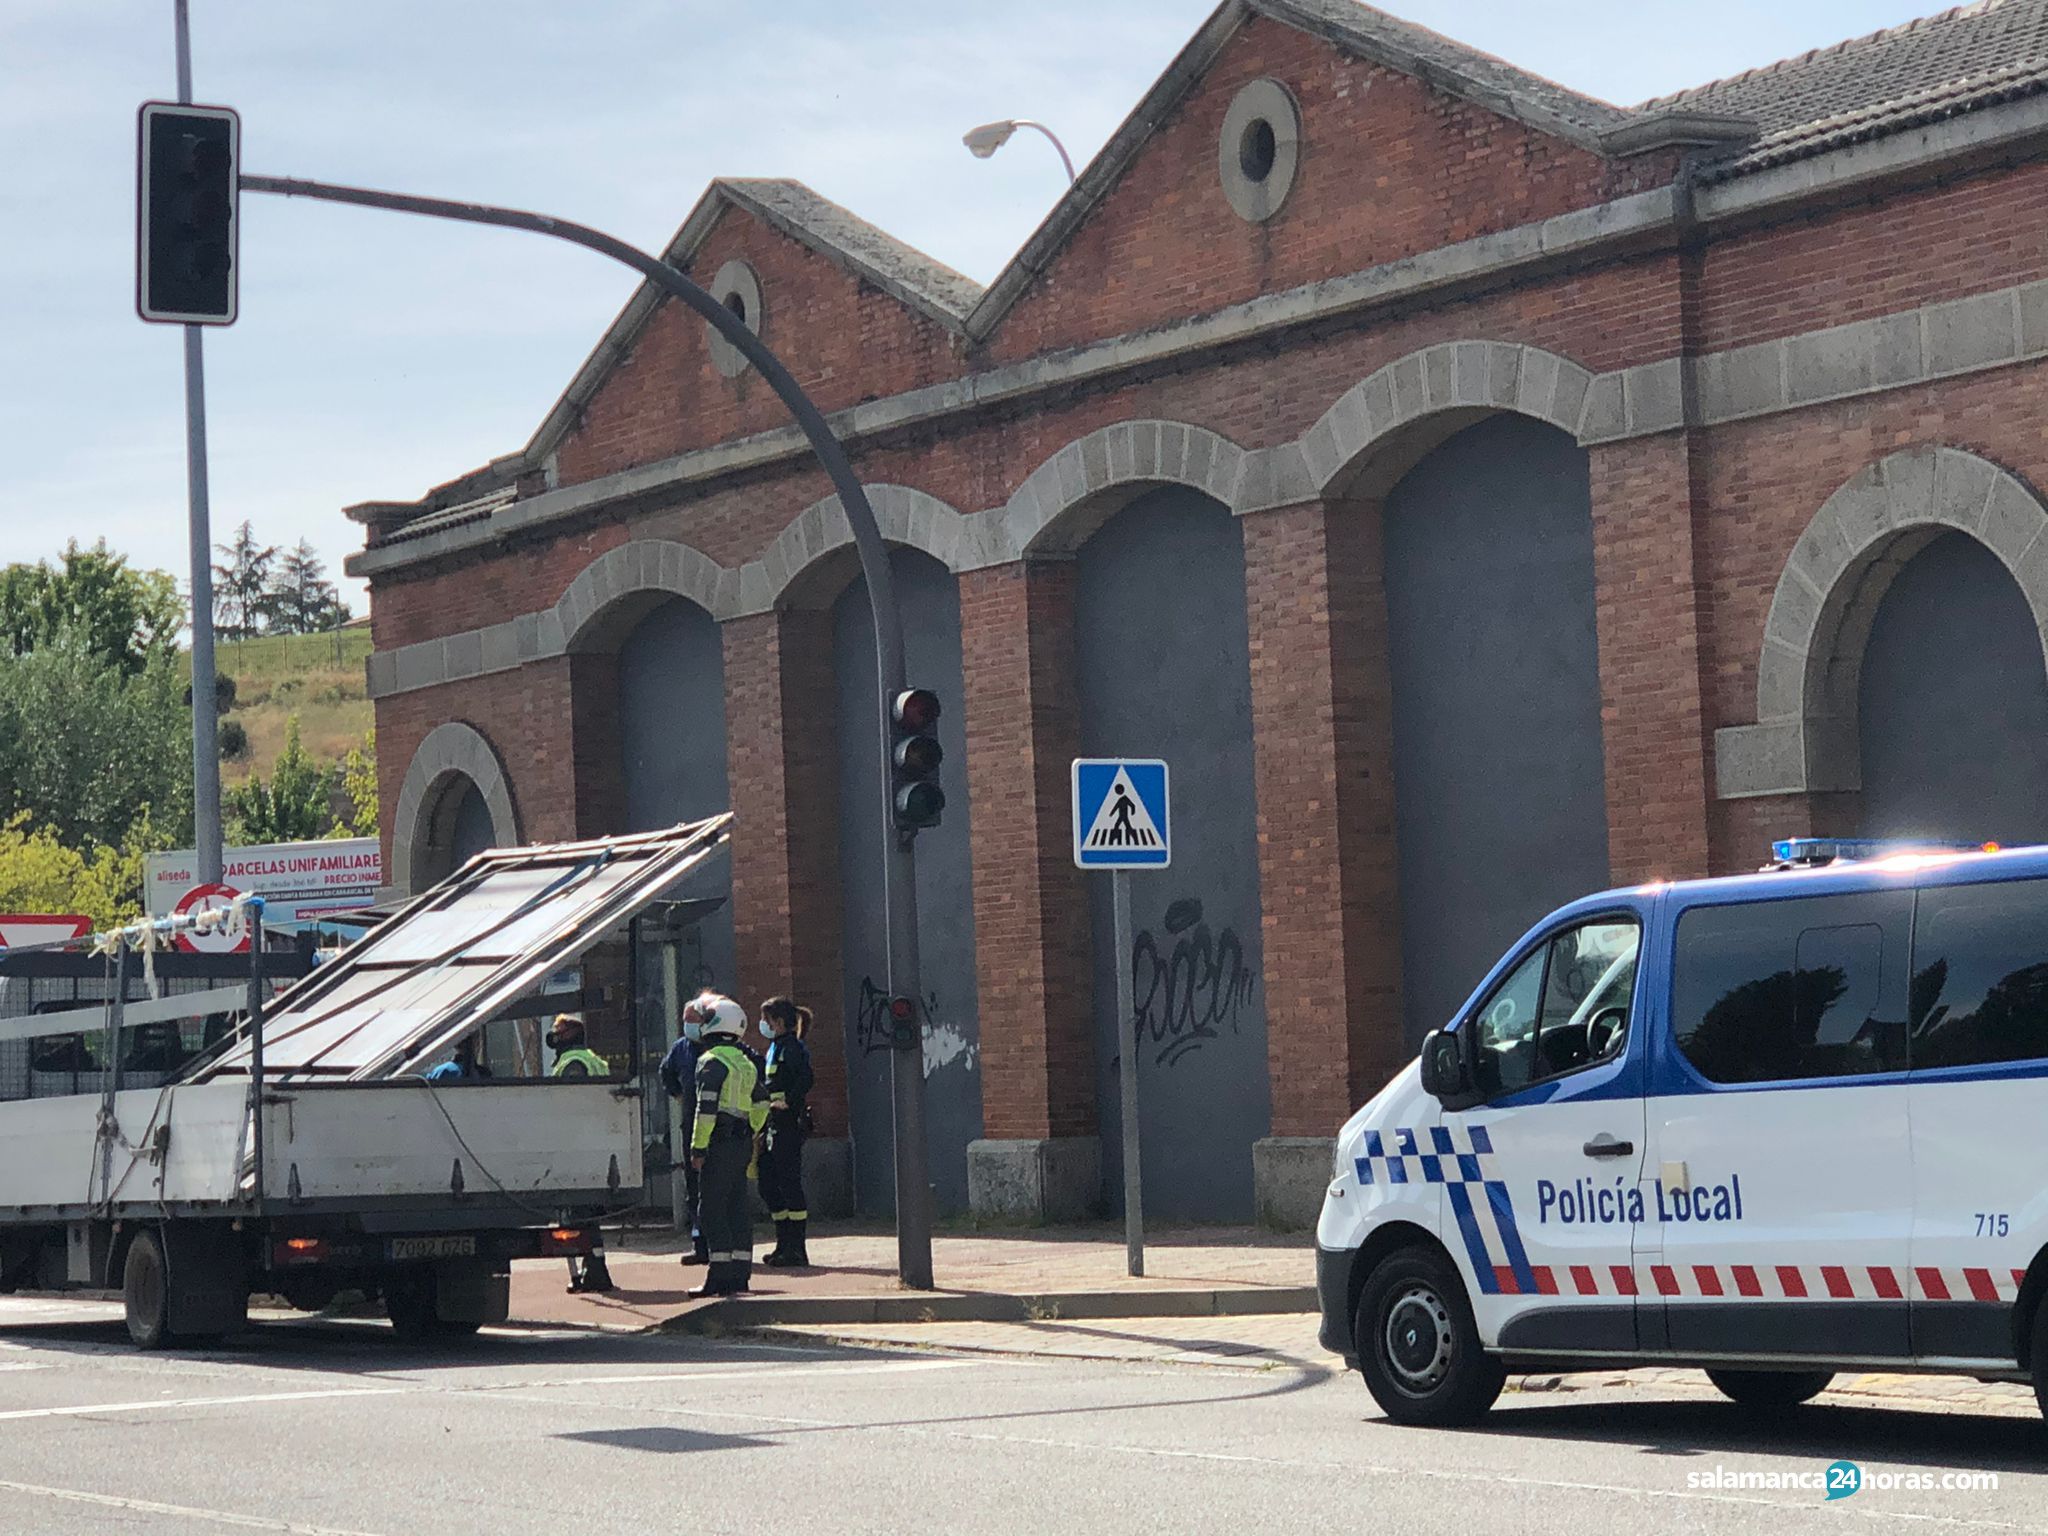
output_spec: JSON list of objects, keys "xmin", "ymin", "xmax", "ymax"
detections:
[
  {"xmin": 557, "ymin": 1426, "xmax": 772, "ymax": 1454},
  {"xmin": 934, "ymin": 1316, "xmax": 1327, "ymax": 1373},
  {"xmin": 1439, "ymin": 1393, "xmax": 2046, "ymax": 1476}
]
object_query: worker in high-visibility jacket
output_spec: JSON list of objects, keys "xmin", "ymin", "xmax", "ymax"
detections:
[
  {"xmin": 688, "ymin": 996, "xmax": 768, "ymax": 1297},
  {"xmin": 546, "ymin": 1014, "xmax": 610, "ymax": 1079}
]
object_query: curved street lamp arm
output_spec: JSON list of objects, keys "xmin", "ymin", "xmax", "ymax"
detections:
[
  {"xmin": 1010, "ymin": 120, "xmax": 1077, "ymax": 183},
  {"xmin": 238, "ymin": 171, "xmax": 935, "ymax": 1288}
]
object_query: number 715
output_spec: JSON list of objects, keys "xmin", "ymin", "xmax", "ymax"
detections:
[{"xmin": 1974, "ymin": 1213, "xmax": 2010, "ymax": 1237}]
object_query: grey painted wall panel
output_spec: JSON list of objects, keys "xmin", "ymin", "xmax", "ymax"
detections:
[
  {"xmin": 834, "ymin": 550, "xmax": 981, "ymax": 1216},
  {"xmin": 1859, "ymin": 531, "xmax": 2048, "ymax": 843},
  {"xmin": 448, "ymin": 781, "xmax": 496, "ymax": 869},
  {"xmin": 618, "ymin": 598, "xmax": 735, "ymax": 997},
  {"xmin": 1382, "ymin": 415, "xmax": 1611, "ymax": 1043},
  {"xmin": 1075, "ymin": 487, "xmax": 1269, "ymax": 1224}
]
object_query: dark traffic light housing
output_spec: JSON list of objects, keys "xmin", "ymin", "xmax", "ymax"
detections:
[
  {"xmin": 891, "ymin": 687, "xmax": 945, "ymax": 832},
  {"xmin": 137, "ymin": 102, "xmax": 240, "ymax": 325}
]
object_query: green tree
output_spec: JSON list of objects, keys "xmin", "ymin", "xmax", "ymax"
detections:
[
  {"xmin": 225, "ymin": 715, "xmax": 338, "ymax": 842},
  {"xmin": 263, "ymin": 539, "xmax": 352, "ymax": 636},
  {"xmin": 0, "ymin": 814, "xmax": 161, "ymax": 927},
  {"xmin": 0, "ymin": 541, "xmax": 182, "ymax": 674},
  {"xmin": 0, "ymin": 628, "xmax": 193, "ymax": 850},
  {"xmin": 212, "ymin": 521, "xmax": 277, "ymax": 641},
  {"xmin": 339, "ymin": 727, "xmax": 378, "ymax": 837}
]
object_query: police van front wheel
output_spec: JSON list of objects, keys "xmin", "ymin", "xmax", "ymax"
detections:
[
  {"xmin": 1704, "ymin": 1368, "xmax": 1834, "ymax": 1408},
  {"xmin": 1355, "ymin": 1247, "xmax": 1504, "ymax": 1426}
]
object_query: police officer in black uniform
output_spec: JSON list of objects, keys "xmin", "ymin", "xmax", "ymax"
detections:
[{"xmin": 756, "ymin": 996, "xmax": 815, "ymax": 1267}]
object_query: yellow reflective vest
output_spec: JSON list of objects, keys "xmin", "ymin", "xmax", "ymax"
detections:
[{"xmin": 692, "ymin": 1042, "xmax": 767, "ymax": 1149}]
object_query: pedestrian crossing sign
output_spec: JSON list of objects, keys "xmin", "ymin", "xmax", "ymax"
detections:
[{"xmin": 1072, "ymin": 759, "xmax": 1170, "ymax": 869}]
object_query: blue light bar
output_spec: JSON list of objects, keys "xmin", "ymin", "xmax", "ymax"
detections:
[{"xmin": 1769, "ymin": 837, "xmax": 1991, "ymax": 866}]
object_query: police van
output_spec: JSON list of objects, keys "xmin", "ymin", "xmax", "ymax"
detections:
[{"xmin": 1315, "ymin": 838, "xmax": 2048, "ymax": 1425}]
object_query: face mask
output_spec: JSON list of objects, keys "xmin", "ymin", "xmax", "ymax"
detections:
[
  {"xmin": 758, "ymin": 1020, "xmax": 775, "ymax": 1040},
  {"xmin": 544, "ymin": 1030, "xmax": 564, "ymax": 1051}
]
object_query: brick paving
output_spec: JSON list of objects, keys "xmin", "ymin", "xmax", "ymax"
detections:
[{"xmin": 507, "ymin": 1223, "xmax": 1312, "ymax": 1332}]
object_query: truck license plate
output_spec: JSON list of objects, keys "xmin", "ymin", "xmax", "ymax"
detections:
[{"xmin": 387, "ymin": 1235, "xmax": 476, "ymax": 1262}]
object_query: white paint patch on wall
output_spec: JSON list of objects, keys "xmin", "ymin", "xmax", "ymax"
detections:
[{"xmin": 923, "ymin": 1022, "xmax": 979, "ymax": 1078}]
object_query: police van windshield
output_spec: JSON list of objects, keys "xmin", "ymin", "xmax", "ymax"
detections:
[{"xmin": 1472, "ymin": 917, "xmax": 1640, "ymax": 1098}]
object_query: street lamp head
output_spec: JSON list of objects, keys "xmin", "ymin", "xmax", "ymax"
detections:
[{"xmin": 963, "ymin": 120, "xmax": 1019, "ymax": 158}]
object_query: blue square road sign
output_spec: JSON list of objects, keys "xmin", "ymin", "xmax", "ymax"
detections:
[{"xmin": 1072, "ymin": 759, "xmax": 1170, "ymax": 869}]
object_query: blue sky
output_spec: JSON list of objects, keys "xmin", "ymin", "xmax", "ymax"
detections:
[{"xmin": 1, "ymin": 0, "xmax": 1941, "ymax": 609}]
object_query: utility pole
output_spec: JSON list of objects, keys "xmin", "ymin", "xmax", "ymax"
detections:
[
  {"xmin": 173, "ymin": 0, "xmax": 223, "ymax": 884},
  {"xmin": 235, "ymin": 173, "xmax": 937, "ymax": 1287}
]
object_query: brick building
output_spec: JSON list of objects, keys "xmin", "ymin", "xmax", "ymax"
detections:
[{"xmin": 349, "ymin": 0, "xmax": 2048, "ymax": 1226}]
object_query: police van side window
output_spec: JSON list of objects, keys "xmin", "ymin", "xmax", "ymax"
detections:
[
  {"xmin": 1471, "ymin": 917, "xmax": 1640, "ymax": 1100},
  {"xmin": 1672, "ymin": 891, "xmax": 1909, "ymax": 1085},
  {"xmin": 1910, "ymin": 879, "xmax": 2048, "ymax": 1069}
]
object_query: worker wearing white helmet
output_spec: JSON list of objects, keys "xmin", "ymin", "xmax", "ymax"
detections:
[{"xmin": 688, "ymin": 993, "xmax": 768, "ymax": 1296}]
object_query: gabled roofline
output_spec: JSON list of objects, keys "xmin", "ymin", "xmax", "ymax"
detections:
[
  {"xmin": 368, "ymin": 0, "xmax": 1760, "ymax": 524},
  {"xmin": 507, "ymin": 179, "xmax": 981, "ymax": 485},
  {"xmin": 962, "ymin": 0, "xmax": 1745, "ymax": 341}
]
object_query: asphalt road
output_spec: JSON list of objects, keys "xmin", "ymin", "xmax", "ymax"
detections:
[{"xmin": 0, "ymin": 1296, "xmax": 2043, "ymax": 1535}]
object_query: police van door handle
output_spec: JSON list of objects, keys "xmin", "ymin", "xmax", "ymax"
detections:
[{"xmin": 1583, "ymin": 1134, "xmax": 1633, "ymax": 1159}]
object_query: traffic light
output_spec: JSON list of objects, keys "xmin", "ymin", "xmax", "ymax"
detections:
[
  {"xmin": 137, "ymin": 101, "xmax": 240, "ymax": 325},
  {"xmin": 891, "ymin": 687, "xmax": 945, "ymax": 832},
  {"xmin": 887, "ymin": 994, "xmax": 919, "ymax": 1051}
]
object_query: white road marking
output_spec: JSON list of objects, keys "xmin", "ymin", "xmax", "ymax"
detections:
[
  {"xmin": 0, "ymin": 1358, "xmax": 966, "ymax": 1426},
  {"xmin": 0, "ymin": 1477, "xmax": 389, "ymax": 1535},
  {"xmin": 454, "ymin": 1360, "xmax": 972, "ymax": 1393},
  {"xmin": 0, "ymin": 1386, "xmax": 408, "ymax": 1423}
]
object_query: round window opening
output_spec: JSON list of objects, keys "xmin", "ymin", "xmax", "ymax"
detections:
[
  {"xmin": 724, "ymin": 291, "xmax": 749, "ymax": 324},
  {"xmin": 1239, "ymin": 118, "xmax": 1277, "ymax": 184},
  {"xmin": 1218, "ymin": 79, "xmax": 1300, "ymax": 224}
]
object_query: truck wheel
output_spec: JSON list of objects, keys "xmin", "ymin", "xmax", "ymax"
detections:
[
  {"xmin": 1705, "ymin": 1368, "xmax": 1835, "ymax": 1408},
  {"xmin": 2033, "ymin": 1291, "xmax": 2048, "ymax": 1424},
  {"xmin": 1354, "ymin": 1246, "xmax": 1504, "ymax": 1426},
  {"xmin": 123, "ymin": 1231, "xmax": 170, "ymax": 1349}
]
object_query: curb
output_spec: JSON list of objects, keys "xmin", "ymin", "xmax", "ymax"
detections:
[
  {"xmin": 662, "ymin": 1285, "xmax": 1318, "ymax": 1333},
  {"xmin": 735, "ymin": 1324, "xmax": 1332, "ymax": 1373}
]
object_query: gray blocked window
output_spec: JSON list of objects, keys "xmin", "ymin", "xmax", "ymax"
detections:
[{"xmin": 706, "ymin": 259, "xmax": 763, "ymax": 379}]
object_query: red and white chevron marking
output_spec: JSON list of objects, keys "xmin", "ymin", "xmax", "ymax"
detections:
[{"xmin": 1489, "ymin": 1263, "xmax": 2027, "ymax": 1302}]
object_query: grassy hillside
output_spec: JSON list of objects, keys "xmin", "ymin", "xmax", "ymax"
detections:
[{"xmin": 211, "ymin": 628, "xmax": 372, "ymax": 784}]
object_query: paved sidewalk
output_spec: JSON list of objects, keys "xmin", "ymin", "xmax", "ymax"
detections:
[{"xmin": 508, "ymin": 1223, "xmax": 1314, "ymax": 1332}]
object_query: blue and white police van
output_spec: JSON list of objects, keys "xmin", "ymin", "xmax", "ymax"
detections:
[{"xmin": 1316, "ymin": 838, "xmax": 2048, "ymax": 1425}]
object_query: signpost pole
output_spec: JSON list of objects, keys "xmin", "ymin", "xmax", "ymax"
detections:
[
  {"xmin": 1114, "ymin": 868, "xmax": 1142, "ymax": 1278},
  {"xmin": 246, "ymin": 901, "xmax": 265, "ymax": 1209},
  {"xmin": 172, "ymin": 0, "xmax": 223, "ymax": 886}
]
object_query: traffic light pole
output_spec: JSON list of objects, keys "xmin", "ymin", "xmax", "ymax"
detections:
[
  {"xmin": 172, "ymin": 0, "xmax": 223, "ymax": 885},
  {"xmin": 237, "ymin": 171, "xmax": 937, "ymax": 1287}
]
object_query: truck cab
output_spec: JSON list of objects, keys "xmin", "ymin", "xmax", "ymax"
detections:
[{"xmin": 1317, "ymin": 839, "xmax": 2048, "ymax": 1424}]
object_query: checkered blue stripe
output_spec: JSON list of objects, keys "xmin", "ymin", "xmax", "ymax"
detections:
[
  {"xmin": 1354, "ymin": 1123, "xmax": 1493, "ymax": 1186},
  {"xmin": 1354, "ymin": 1124, "xmax": 1530, "ymax": 1296}
]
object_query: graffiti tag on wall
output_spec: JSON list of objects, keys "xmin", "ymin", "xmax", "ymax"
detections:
[
  {"xmin": 853, "ymin": 976, "xmax": 979, "ymax": 1076},
  {"xmin": 1130, "ymin": 897, "xmax": 1258, "ymax": 1067}
]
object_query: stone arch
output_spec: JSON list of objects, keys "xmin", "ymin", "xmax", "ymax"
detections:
[
  {"xmin": 750, "ymin": 485, "xmax": 972, "ymax": 611},
  {"xmin": 391, "ymin": 721, "xmax": 521, "ymax": 895},
  {"xmin": 1304, "ymin": 340, "xmax": 1597, "ymax": 499},
  {"xmin": 1006, "ymin": 421, "xmax": 1249, "ymax": 559},
  {"xmin": 556, "ymin": 538, "xmax": 733, "ymax": 653},
  {"xmin": 1733, "ymin": 447, "xmax": 2048, "ymax": 795}
]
